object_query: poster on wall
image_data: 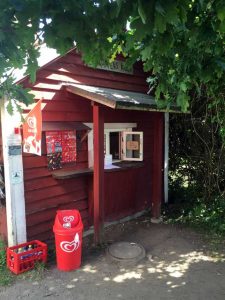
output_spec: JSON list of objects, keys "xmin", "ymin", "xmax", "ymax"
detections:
[
  {"xmin": 23, "ymin": 99, "xmax": 42, "ymax": 156},
  {"xmin": 47, "ymin": 152, "xmax": 62, "ymax": 170},
  {"xmin": 46, "ymin": 130, "xmax": 76, "ymax": 170}
]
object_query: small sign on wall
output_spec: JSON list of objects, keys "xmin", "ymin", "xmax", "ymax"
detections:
[
  {"xmin": 8, "ymin": 145, "xmax": 22, "ymax": 156},
  {"xmin": 11, "ymin": 171, "xmax": 22, "ymax": 185},
  {"xmin": 126, "ymin": 141, "xmax": 139, "ymax": 151},
  {"xmin": 96, "ymin": 60, "xmax": 133, "ymax": 74}
]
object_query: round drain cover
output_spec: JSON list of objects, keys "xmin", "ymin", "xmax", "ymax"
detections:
[{"xmin": 107, "ymin": 242, "xmax": 145, "ymax": 263}]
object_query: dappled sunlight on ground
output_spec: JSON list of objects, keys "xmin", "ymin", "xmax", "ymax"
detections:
[
  {"xmin": 1, "ymin": 220, "xmax": 225, "ymax": 299},
  {"xmin": 146, "ymin": 250, "xmax": 219, "ymax": 280},
  {"xmin": 82, "ymin": 264, "xmax": 97, "ymax": 274},
  {"xmin": 112, "ymin": 270, "xmax": 143, "ymax": 283},
  {"xmin": 54, "ymin": 243, "xmax": 225, "ymax": 299}
]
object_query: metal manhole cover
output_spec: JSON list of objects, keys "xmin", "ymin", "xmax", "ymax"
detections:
[{"xmin": 107, "ymin": 242, "xmax": 146, "ymax": 263}]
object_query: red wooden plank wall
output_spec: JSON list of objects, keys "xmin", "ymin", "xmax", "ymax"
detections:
[
  {"xmin": 0, "ymin": 206, "xmax": 7, "ymax": 242},
  {"xmin": 20, "ymin": 50, "xmax": 162, "ymax": 242},
  {"xmin": 88, "ymin": 109, "xmax": 160, "ymax": 222},
  {"xmin": 23, "ymin": 92, "xmax": 93, "ymax": 242}
]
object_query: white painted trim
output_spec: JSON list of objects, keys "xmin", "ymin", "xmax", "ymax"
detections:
[
  {"xmin": 1, "ymin": 97, "xmax": 27, "ymax": 246},
  {"xmin": 121, "ymin": 131, "xmax": 143, "ymax": 161},
  {"xmin": 87, "ymin": 123, "xmax": 136, "ymax": 168},
  {"xmin": 164, "ymin": 113, "xmax": 169, "ymax": 204},
  {"xmin": 87, "ymin": 129, "xmax": 94, "ymax": 168},
  {"xmin": 84, "ymin": 123, "xmax": 137, "ymax": 130},
  {"xmin": 104, "ymin": 132, "xmax": 110, "ymax": 157}
]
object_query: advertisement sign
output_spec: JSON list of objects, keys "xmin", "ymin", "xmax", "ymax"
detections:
[
  {"xmin": 23, "ymin": 99, "xmax": 42, "ymax": 156},
  {"xmin": 46, "ymin": 130, "xmax": 76, "ymax": 170}
]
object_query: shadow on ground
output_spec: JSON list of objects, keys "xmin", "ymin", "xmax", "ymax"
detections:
[{"xmin": 1, "ymin": 216, "xmax": 225, "ymax": 300}]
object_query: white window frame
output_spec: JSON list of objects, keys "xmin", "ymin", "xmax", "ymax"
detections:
[
  {"xmin": 121, "ymin": 131, "xmax": 143, "ymax": 161},
  {"xmin": 104, "ymin": 128, "xmax": 130, "ymax": 163},
  {"xmin": 85, "ymin": 123, "xmax": 144, "ymax": 167}
]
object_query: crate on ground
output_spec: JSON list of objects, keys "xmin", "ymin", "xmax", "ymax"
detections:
[{"xmin": 7, "ymin": 240, "xmax": 47, "ymax": 275}]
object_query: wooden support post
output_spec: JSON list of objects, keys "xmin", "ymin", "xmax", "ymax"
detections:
[
  {"xmin": 93, "ymin": 103, "xmax": 104, "ymax": 245},
  {"xmin": 151, "ymin": 113, "xmax": 164, "ymax": 220},
  {"xmin": 1, "ymin": 96, "xmax": 27, "ymax": 246}
]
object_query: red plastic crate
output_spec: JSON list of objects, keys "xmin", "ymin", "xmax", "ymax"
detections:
[{"xmin": 7, "ymin": 240, "xmax": 47, "ymax": 275}]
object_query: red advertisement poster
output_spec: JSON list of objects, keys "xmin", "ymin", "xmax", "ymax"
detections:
[
  {"xmin": 23, "ymin": 99, "xmax": 42, "ymax": 156},
  {"xmin": 46, "ymin": 130, "xmax": 76, "ymax": 164}
]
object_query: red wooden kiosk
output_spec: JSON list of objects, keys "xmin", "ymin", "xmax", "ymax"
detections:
[{"xmin": 0, "ymin": 49, "xmax": 178, "ymax": 245}]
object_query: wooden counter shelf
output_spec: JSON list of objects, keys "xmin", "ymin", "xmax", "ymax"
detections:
[{"xmin": 52, "ymin": 161, "xmax": 144, "ymax": 180}]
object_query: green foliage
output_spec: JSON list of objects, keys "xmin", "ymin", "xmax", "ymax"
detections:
[
  {"xmin": 0, "ymin": 239, "xmax": 48, "ymax": 285},
  {"xmin": 0, "ymin": 240, "xmax": 6, "ymax": 269},
  {"xmin": 21, "ymin": 261, "xmax": 46, "ymax": 282},
  {"xmin": 0, "ymin": 240, "xmax": 14, "ymax": 286},
  {"xmin": 0, "ymin": 0, "xmax": 225, "ymax": 122},
  {"xmin": 166, "ymin": 195, "xmax": 225, "ymax": 236},
  {"xmin": 167, "ymin": 95, "xmax": 225, "ymax": 235}
]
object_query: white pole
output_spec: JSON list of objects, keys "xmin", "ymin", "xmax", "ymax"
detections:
[
  {"xmin": 164, "ymin": 113, "xmax": 169, "ymax": 204},
  {"xmin": 1, "ymin": 96, "xmax": 27, "ymax": 246}
]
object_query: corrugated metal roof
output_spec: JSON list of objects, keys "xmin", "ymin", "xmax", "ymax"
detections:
[{"xmin": 65, "ymin": 84, "xmax": 180, "ymax": 113}]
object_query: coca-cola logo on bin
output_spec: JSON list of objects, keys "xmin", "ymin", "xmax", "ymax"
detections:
[
  {"xmin": 63, "ymin": 216, "xmax": 74, "ymax": 223},
  {"xmin": 60, "ymin": 233, "xmax": 80, "ymax": 253}
]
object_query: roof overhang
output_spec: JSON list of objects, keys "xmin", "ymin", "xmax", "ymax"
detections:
[
  {"xmin": 65, "ymin": 84, "xmax": 181, "ymax": 113},
  {"xmin": 42, "ymin": 121, "xmax": 90, "ymax": 131}
]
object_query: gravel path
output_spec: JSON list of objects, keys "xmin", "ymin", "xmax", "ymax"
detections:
[{"xmin": 1, "ymin": 217, "xmax": 225, "ymax": 300}]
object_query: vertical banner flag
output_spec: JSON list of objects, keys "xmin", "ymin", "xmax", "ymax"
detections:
[{"xmin": 23, "ymin": 99, "xmax": 42, "ymax": 156}]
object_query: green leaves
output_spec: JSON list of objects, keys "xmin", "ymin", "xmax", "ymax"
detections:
[
  {"xmin": 217, "ymin": 5, "xmax": 225, "ymax": 22},
  {"xmin": 0, "ymin": 0, "xmax": 224, "ymax": 127},
  {"xmin": 154, "ymin": 1, "xmax": 181, "ymax": 33},
  {"xmin": 155, "ymin": 13, "xmax": 167, "ymax": 33},
  {"xmin": 138, "ymin": 0, "xmax": 147, "ymax": 24},
  {"xmin": 176, "ymin": 91, "xmax": 190, "ymax": 112}
]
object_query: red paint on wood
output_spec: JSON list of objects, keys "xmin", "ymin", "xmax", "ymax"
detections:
[
  {"xmin": 36, "ymin": 69, "xmax": 147, "ymax": 93},
  {"xmin": 23, "ymin": 156, "xmax": 47, "ymax": 169},
  {"xmin": 26, "ymin": 200, "xmax": 88, "ymax": 226},
  {"xmin": 25, "ymin": 178, "xmax": 87, "ymax": 203},
  {"xmin": 48, "ymin": 63, "xmax": 147, "ymax": 85},
  {"xmin": 27, "ymin": 216, "xmax": 89, "ymax": 243},
  {"xmin": 88, "ymin": 110, "xmax": 157, "ymax": 224},
  {"xmin": 0, "ymin": 206, "xmax": 7, "ymax": 242},
  {"xmin": 93, "ymin": 104, "xmax": 104, "ymax": 244},
  {"xmin": 27, "ymin": 210, "xmax": 89, "ymax": 236},
  {"xmin": 24, "ymin": 176, "xmax": 59, "ymax": 191},
  {"xmin": 19, "ymin": 49, "xmax": 164, "ymax": 242},
  {"xmin": 26, "ymin": 190, "xmax": 88, "ymax": 213},
  {"xmin": 42, "ymin": 111, "xmax": 92, "ymax": 122}
]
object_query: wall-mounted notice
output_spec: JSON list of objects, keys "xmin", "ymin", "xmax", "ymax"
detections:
[
  {"xmin": 8, "ymin": 145, "xmax": 22, "ymax": 156},
  {"xmin": 11, "ymin": 170, "xmax": 22, "ymax": 185},
  {"xmin": 126, "ymin": 141, "xmax": 139, "ymax": 151}
]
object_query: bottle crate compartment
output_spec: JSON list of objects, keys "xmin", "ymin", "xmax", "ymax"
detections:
[{"xmin": 7, "ymin": 240, "xmax": 47, "ymax": 275}]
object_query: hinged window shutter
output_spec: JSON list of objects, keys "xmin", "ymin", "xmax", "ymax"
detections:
[{"xmin": 121, "ymin": 131, "xmax": 143, "ymax": 161}]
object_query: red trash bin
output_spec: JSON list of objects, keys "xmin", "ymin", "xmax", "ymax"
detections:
[{"xmin": 53, "ymin": 209, "xmax": 83, "ymax": 271}]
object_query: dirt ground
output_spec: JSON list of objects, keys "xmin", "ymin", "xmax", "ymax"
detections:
[{"xmin": 1, "ymin": 215, "xmax": 225, "ymax": 300}]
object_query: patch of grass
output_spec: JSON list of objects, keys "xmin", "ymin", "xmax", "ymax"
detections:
[
  {"xmin": 165, "ymin": 196, "xmax": 225, "ymax": 235},
  {"xmin": 0, "ymin": 240, "xmax": 50, "ymax": 286},
  {"xmin": 0, "ymin": 240, "xmax": 15, "ymax": 286},
  {"xmin": 20, "ymin": 261, "xmax": 46, "ymax": 282},
  {"xmin": 164, "ymin": 187, "xmax": 225, "ymax": 261}
]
